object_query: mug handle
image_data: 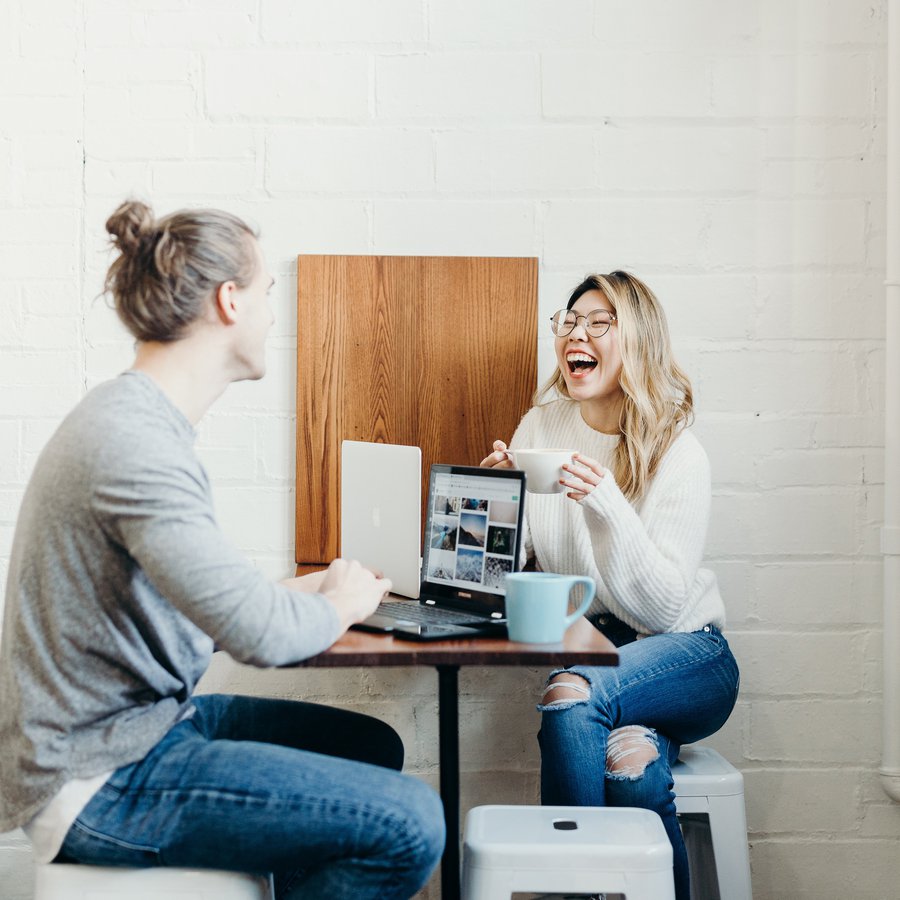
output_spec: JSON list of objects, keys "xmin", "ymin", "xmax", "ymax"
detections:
[{"xmin": 563, "ymin": 576, "xmax": 596, "ymax": 627}]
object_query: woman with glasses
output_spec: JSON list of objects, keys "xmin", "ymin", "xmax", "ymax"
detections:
[{"xmin": 481, "ymin": 271, "xmax": 739, "ymax": 900}]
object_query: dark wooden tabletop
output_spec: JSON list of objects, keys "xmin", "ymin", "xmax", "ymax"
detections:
[{"xmin": 297, "ymin": 615, "xmax": 619, "ymax": 668}]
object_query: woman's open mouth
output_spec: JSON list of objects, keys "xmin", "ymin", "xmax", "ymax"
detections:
[{"xmin": 567, "ymin": 352, "xmax": 598, "ymax": 375}]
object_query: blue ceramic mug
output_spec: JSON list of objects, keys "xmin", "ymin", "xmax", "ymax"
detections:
[{"xmin": 504, "ymin": 572, "xmax": 595, "ymax": 643}]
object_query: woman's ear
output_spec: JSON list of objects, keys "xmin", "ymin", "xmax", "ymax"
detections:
[{"xmin": 214, "ymin": 281, "xmax": 239, "ymax": 325}]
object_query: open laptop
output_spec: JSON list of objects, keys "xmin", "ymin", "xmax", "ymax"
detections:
[
  {"xmin": 340, "ymin": 440, "xmax": 423, "ymax": 599},
  {"xmin": 351, "ymin": 457, "xmax": 527, "ymax": 639}
]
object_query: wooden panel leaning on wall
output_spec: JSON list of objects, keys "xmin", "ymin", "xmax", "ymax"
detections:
[{"xmin": 295, "ymin": 255, "xmax": 538, "ymax": 573}]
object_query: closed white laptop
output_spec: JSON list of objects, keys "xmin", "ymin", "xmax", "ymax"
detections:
[{"xmin": 340, "ymin": 440, "xmax": 422, "ymax": 599}]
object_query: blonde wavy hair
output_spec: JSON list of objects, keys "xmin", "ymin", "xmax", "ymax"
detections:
[{"xmin": 536, "ymin": 271, "xmax": 693, "ymax": 502}]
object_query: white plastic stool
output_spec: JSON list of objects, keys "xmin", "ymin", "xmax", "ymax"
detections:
[
  {"xmin": 462, "ymin": 805, "xmax": 674, "ymax": 900},
  {"xmin": 34, "ymin": 862, "xmax": 274, "ymax": 900},
  {"xmin": 673, "ymin": 745, "xmax": 752, "ymax": 900}
]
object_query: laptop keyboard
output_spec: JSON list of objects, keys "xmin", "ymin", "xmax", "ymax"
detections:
[{"xmin": 376, "ymin": 600, "xmax": 494, "ymax": 626}]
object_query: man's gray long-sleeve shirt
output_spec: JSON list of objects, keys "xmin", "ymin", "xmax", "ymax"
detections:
[{"xmin": 0, "ymin": 371, "xmax": 340, "ymax": 830}]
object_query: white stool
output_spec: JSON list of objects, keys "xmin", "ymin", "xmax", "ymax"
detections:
[
  {"xmin": 673, "ymin": 745, "xmax": 752, "ymax": 900},
  {"xmin": 462, "ymin": 805, "xmax": 674, "ymax": 900},
  {"xmin": 34, "ymin": 863, "xmax": 274, "ymax": 900}
]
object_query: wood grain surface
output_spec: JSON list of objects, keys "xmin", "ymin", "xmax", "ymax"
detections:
[
  {"xmin": 294, "ymin": 614, "xmax": 618, "ymax": 669},
  {"xmin": 295, "ymin": 255, "xmax": 538, "ymax": 565}
]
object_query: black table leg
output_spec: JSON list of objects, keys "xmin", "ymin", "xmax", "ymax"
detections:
[{"xmin": 436, "ymin": 663, "xmax": 460, "ymax": 900}]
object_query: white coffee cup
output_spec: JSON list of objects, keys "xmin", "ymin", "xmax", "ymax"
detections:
[{"xmin": 507, "ymin": 448, "xmax": 575, "ymax": 494}]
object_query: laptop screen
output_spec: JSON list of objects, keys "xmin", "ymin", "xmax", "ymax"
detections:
[{"xmin": 420, "ymin": 464, "xmax": 526, "ymax": 611}]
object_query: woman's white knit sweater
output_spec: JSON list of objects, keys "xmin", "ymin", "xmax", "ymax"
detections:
[{"xmin": 510, "ymin": 400, "xmax": 725, "ymax": 635}]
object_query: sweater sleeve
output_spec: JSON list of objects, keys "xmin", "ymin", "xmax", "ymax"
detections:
[
  {"xmin": 578, "ymin": 435, "xmax": 712, "ymax": 633},
  {"xmin": 92, "ymin": 451, "xmax": 341, "ymax": 667}
]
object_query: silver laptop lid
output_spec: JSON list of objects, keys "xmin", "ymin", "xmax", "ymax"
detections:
[{"xmin": 340, "ymin": 440, "xmax": 422, "ymax": 599}]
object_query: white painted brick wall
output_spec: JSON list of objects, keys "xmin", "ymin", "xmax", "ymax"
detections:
[
  {"xmin": 376, "ymin": 53, "xmax": 541, "ymax": 119},
  {"xmin": 429, "ymin": 0, "xmax": 594, "ymax": 44},
  {"xmin": 267, "ymin": 127, "xmax": 435, "ymax": 193},
  {"xmin": 206, "ymin": 50, "xmax": 371, "ymax": 120},
  {"xmin": 261, "ymin": 0, "xmax": 426, "ymax": 45},
  {"xmin": 1, "ymin": 1, "xmax": 896, "ymax": 897}
]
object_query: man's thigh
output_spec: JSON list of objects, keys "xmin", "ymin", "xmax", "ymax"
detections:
[{"xmin": 60, "ymin": 716, "xmax": 424, "ymax": 873}]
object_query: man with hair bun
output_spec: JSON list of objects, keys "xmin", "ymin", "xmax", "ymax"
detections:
[{"xmin": 0, "ymin": 199, "xmax": 444, "ymax": 899}]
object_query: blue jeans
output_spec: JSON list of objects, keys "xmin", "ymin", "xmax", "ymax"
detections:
[
  {"xmin": 538, "ymin": 624, "xmax": 739, "ymax": 900},
  {"xmin": 57, "ymin": 694, "xmax": 445, "ymax": 900}
]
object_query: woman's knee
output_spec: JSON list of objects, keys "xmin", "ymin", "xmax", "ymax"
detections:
[
  {"xmin": 604, "ymin": 726, "xmax": 673, "ymax": 809},
  {"xmin": 606, "ymin": 725, "xmax": 658, "ymax": 777},
  {"xmin": 538, "ymin": 671, "xmax": 591, "ymax": 710}
]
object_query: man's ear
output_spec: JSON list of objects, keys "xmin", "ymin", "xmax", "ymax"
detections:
[{"xmin": 214, "ymin": 281, "xmax": 239, "ymax": 325}]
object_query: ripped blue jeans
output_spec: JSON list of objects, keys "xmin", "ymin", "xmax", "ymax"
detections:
[{"xmin": 538, "ymin": 623, "xmax": 739, "ymax": 900}]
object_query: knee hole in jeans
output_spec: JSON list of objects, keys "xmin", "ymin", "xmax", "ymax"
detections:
[
  {"xmin": 539, "ymin": 672, "xmax": 591, "ymax": 709},
  {"xmin": 605, "ymin": 725, "xmax": 658, "ymax": 779}
]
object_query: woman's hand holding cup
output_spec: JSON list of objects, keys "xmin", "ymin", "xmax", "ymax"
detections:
[
  {"xmin": 480, "ymin": 439, "xmax": 513, "ymax": 469},
  {"xmin": 560, "ymin": 452, "xmax": 606, "ymax": 501}
]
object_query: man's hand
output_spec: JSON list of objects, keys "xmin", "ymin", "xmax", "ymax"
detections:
[
  {"xmin": 313, "ymin": 558, "xmax": 392, "ymax": 633},
  {"xmin": 281, "ymin": 560, "xmax": 391, "ymax": 634}
]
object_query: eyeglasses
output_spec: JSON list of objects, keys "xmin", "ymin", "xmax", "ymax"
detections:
[{"xmin": 549, "ymin": 309, "xmax": 617, "ymax": 338}]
